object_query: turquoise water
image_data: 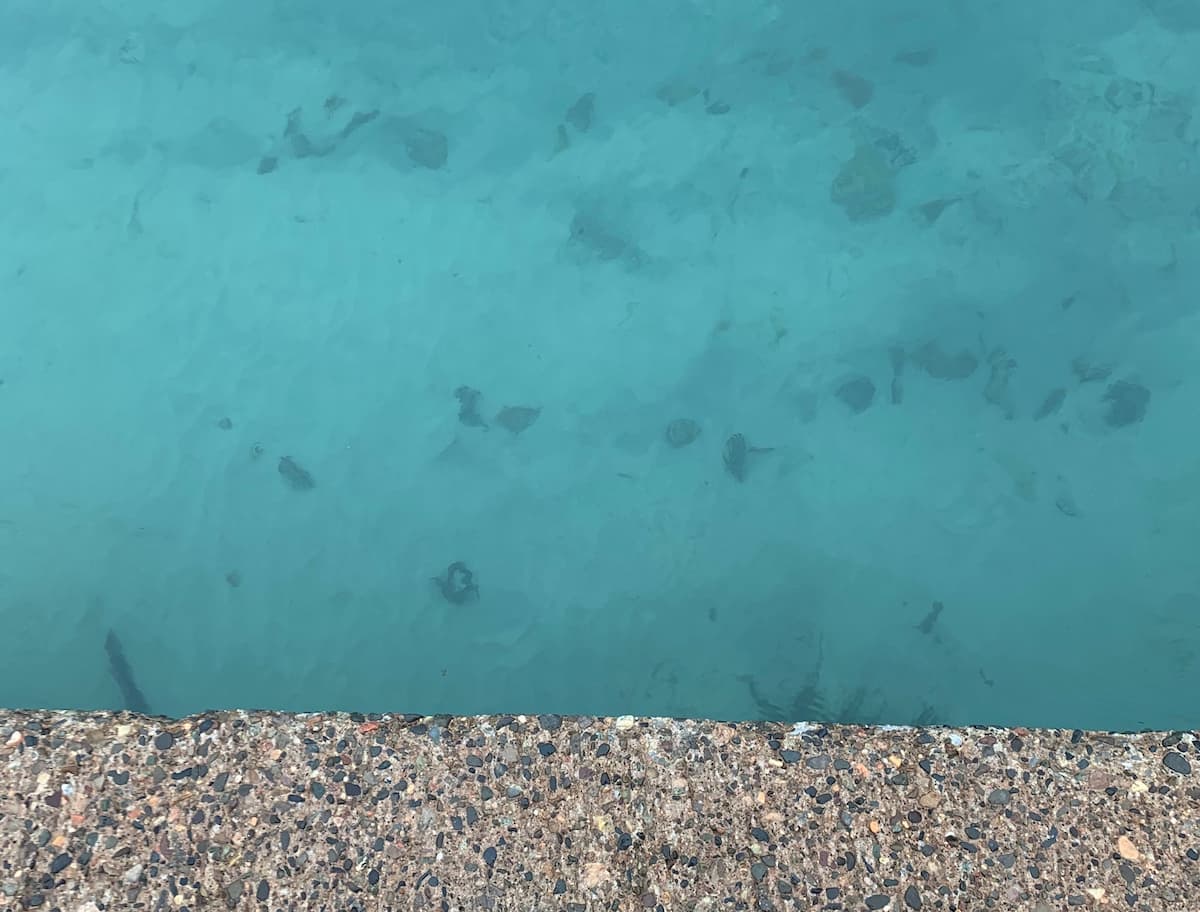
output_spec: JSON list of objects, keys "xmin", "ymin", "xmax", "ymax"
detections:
[{"xmin": 2, "ymin": 1, "xmax": 1198, "ymax": 731}]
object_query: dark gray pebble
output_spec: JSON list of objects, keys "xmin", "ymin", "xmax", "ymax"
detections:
[
  {"xmin": 987, "ymin": 788, "xmax": 1011, "ymax": 805},
  {"xmin": 1103, "ymin": 380, "xmax": 1150, "ymax": 428},
  {"xmin": 806, "ymin": 754, "xmax": 831, "ymax": 770},
  {"xmin": 570, "ymin": 211, "xmax": 633, "ymax": 262},
  {"xmin": 1163, "ymin": 752, "xmax": 1192, "ymax": 775},
  {"xmin": 49, "ymin": 853, "xmax": 71, "ymax": 874},
  {"xmin": 866, "ymin": 895, "xmax": 890, "ymax": 910},
  {"xmin": 539, "ymin": 713, "xmax": 562, "ymax": 732},
  {"xmin": 154, "ymin": 731, "xmax": 174, "ymax": 750},
  {"xmin": 836, "ymin": 375, "xmax": 876, "ymax": 413},
  {"xmin": 1033, "ymin": 388, "xmax": 1066, "ymax": 420},
  {"xmin": 779, "ymin": 749, "xmax": 800, "ymax": 764},
  {"xmin": 256, "ymin": 880, "xmax": 270, "ymax": 901},
  {"xmin": 495, "ymin": 405, "xmax": 541, "ymax": 435},
  {"xmin": 912, "ymin": 342, "xmax": 978, "ymax": 380},
  {"xmin": 482, "ymin": 846, "xmax": 497, "ymax": 866},
  {"xmin": 454, "ymin": 386, "xmax": 486, "ymax": 427},
  {"xmin": 750, "ymin": 861, "xmax": 767, "ymax": 883},
  {"xmin": 565, "ymin": 92, "xmax": 596, "ymax": 132},
  {"xmin": 904, "ymin": 884, "xmax": 922, "ymax": 909},
  {"xmin": 537, "ymin": 742, "xmax": 556, "ymax": 757},
  {"xmin": 665, "ymin": 418, "xmax": 702, "ymax": 448},
  {"xmin": 723, "ymin": 432, "xmax": 749, "ymax": 481},
  {"xmin": 226, "ymin": 880, "xmax": 243, "ymax": 902},
  {"xmin": 278, "ymin": 456, "xmax": 316, "ymax": 491},
  {"xmin": 405, "ymin": 127, "xmax": 449, "ymax": 170}
]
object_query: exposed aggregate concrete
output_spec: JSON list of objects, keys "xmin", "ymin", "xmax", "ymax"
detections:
[{"xmin": 0, "ymin": 712, "xmax": 1197, "ymax": 911}]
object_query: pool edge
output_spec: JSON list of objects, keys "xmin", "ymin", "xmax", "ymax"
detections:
[{"xmin": 1, "ymin": 710, "xmax": 1196, "ymax": 909}]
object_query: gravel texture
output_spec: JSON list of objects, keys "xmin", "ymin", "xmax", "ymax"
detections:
[{"xmin": 0, "ymin": 712, "xmax": 1197, "ymax": 911}]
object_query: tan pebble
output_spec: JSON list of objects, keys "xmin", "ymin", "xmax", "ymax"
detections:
[
  {"xmin": 887, "ymin": 754, "xmax": 902, "ymax": 768},
  {"xmin": 711, "ymin": 725, "xmax": 734, "ymax": 745},
  {"xmin": 1130, "ymin": 780, "xmax": 1149, "ymax": 794},
  {"xmin": 615, "ymin": 716, "xmax": 636, "ymax": 732},
  {"xmin": 869, "ymin": 819, "xmax": 881, "ymax": 834},
  {"xmin": 36, "ymin": 772, "xmax": 51, "ymax": 789},
  {"xmin": 116, "ymin": 724, "xmax": 133, "ymax": 738},
  {"xmin": 1087, "ymin": 770, "xmax": 1114, "ymax": 789},
  {"xmin": 1117, "ymin": 835, "xmax": 1139, "ymax": 861},
  {"xmin": 4, "ymin": 730, "xmax": 21, "ymax": 749},
  {"xmin": 580, "ymin": 862, "xmax": 609, "ymax": 890},
  {"xmin": 1085, "ymin": 887, "xmax": 1105, "ymax": 901},
  {"xmin": 50, "ymin": 834, "xmax": 68, "ymax": 849},
  {"xmin": 919, "ymin": 791, "xmax": 941, "ymax": 809}
]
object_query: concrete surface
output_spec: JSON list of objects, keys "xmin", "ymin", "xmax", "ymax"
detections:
[{"xmin": 0, "ymin": 712, "xmax": 1197, "ymax": 911}]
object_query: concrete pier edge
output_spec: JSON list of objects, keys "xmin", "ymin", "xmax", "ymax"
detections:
[{"xmin": 0, "ymin": 711, "xmax": 1196, "ymax": 911}]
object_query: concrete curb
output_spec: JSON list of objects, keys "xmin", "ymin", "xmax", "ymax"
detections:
[{"xmin": 0, "ymin": 712, "xmax": 1196, "ymax": 910}]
